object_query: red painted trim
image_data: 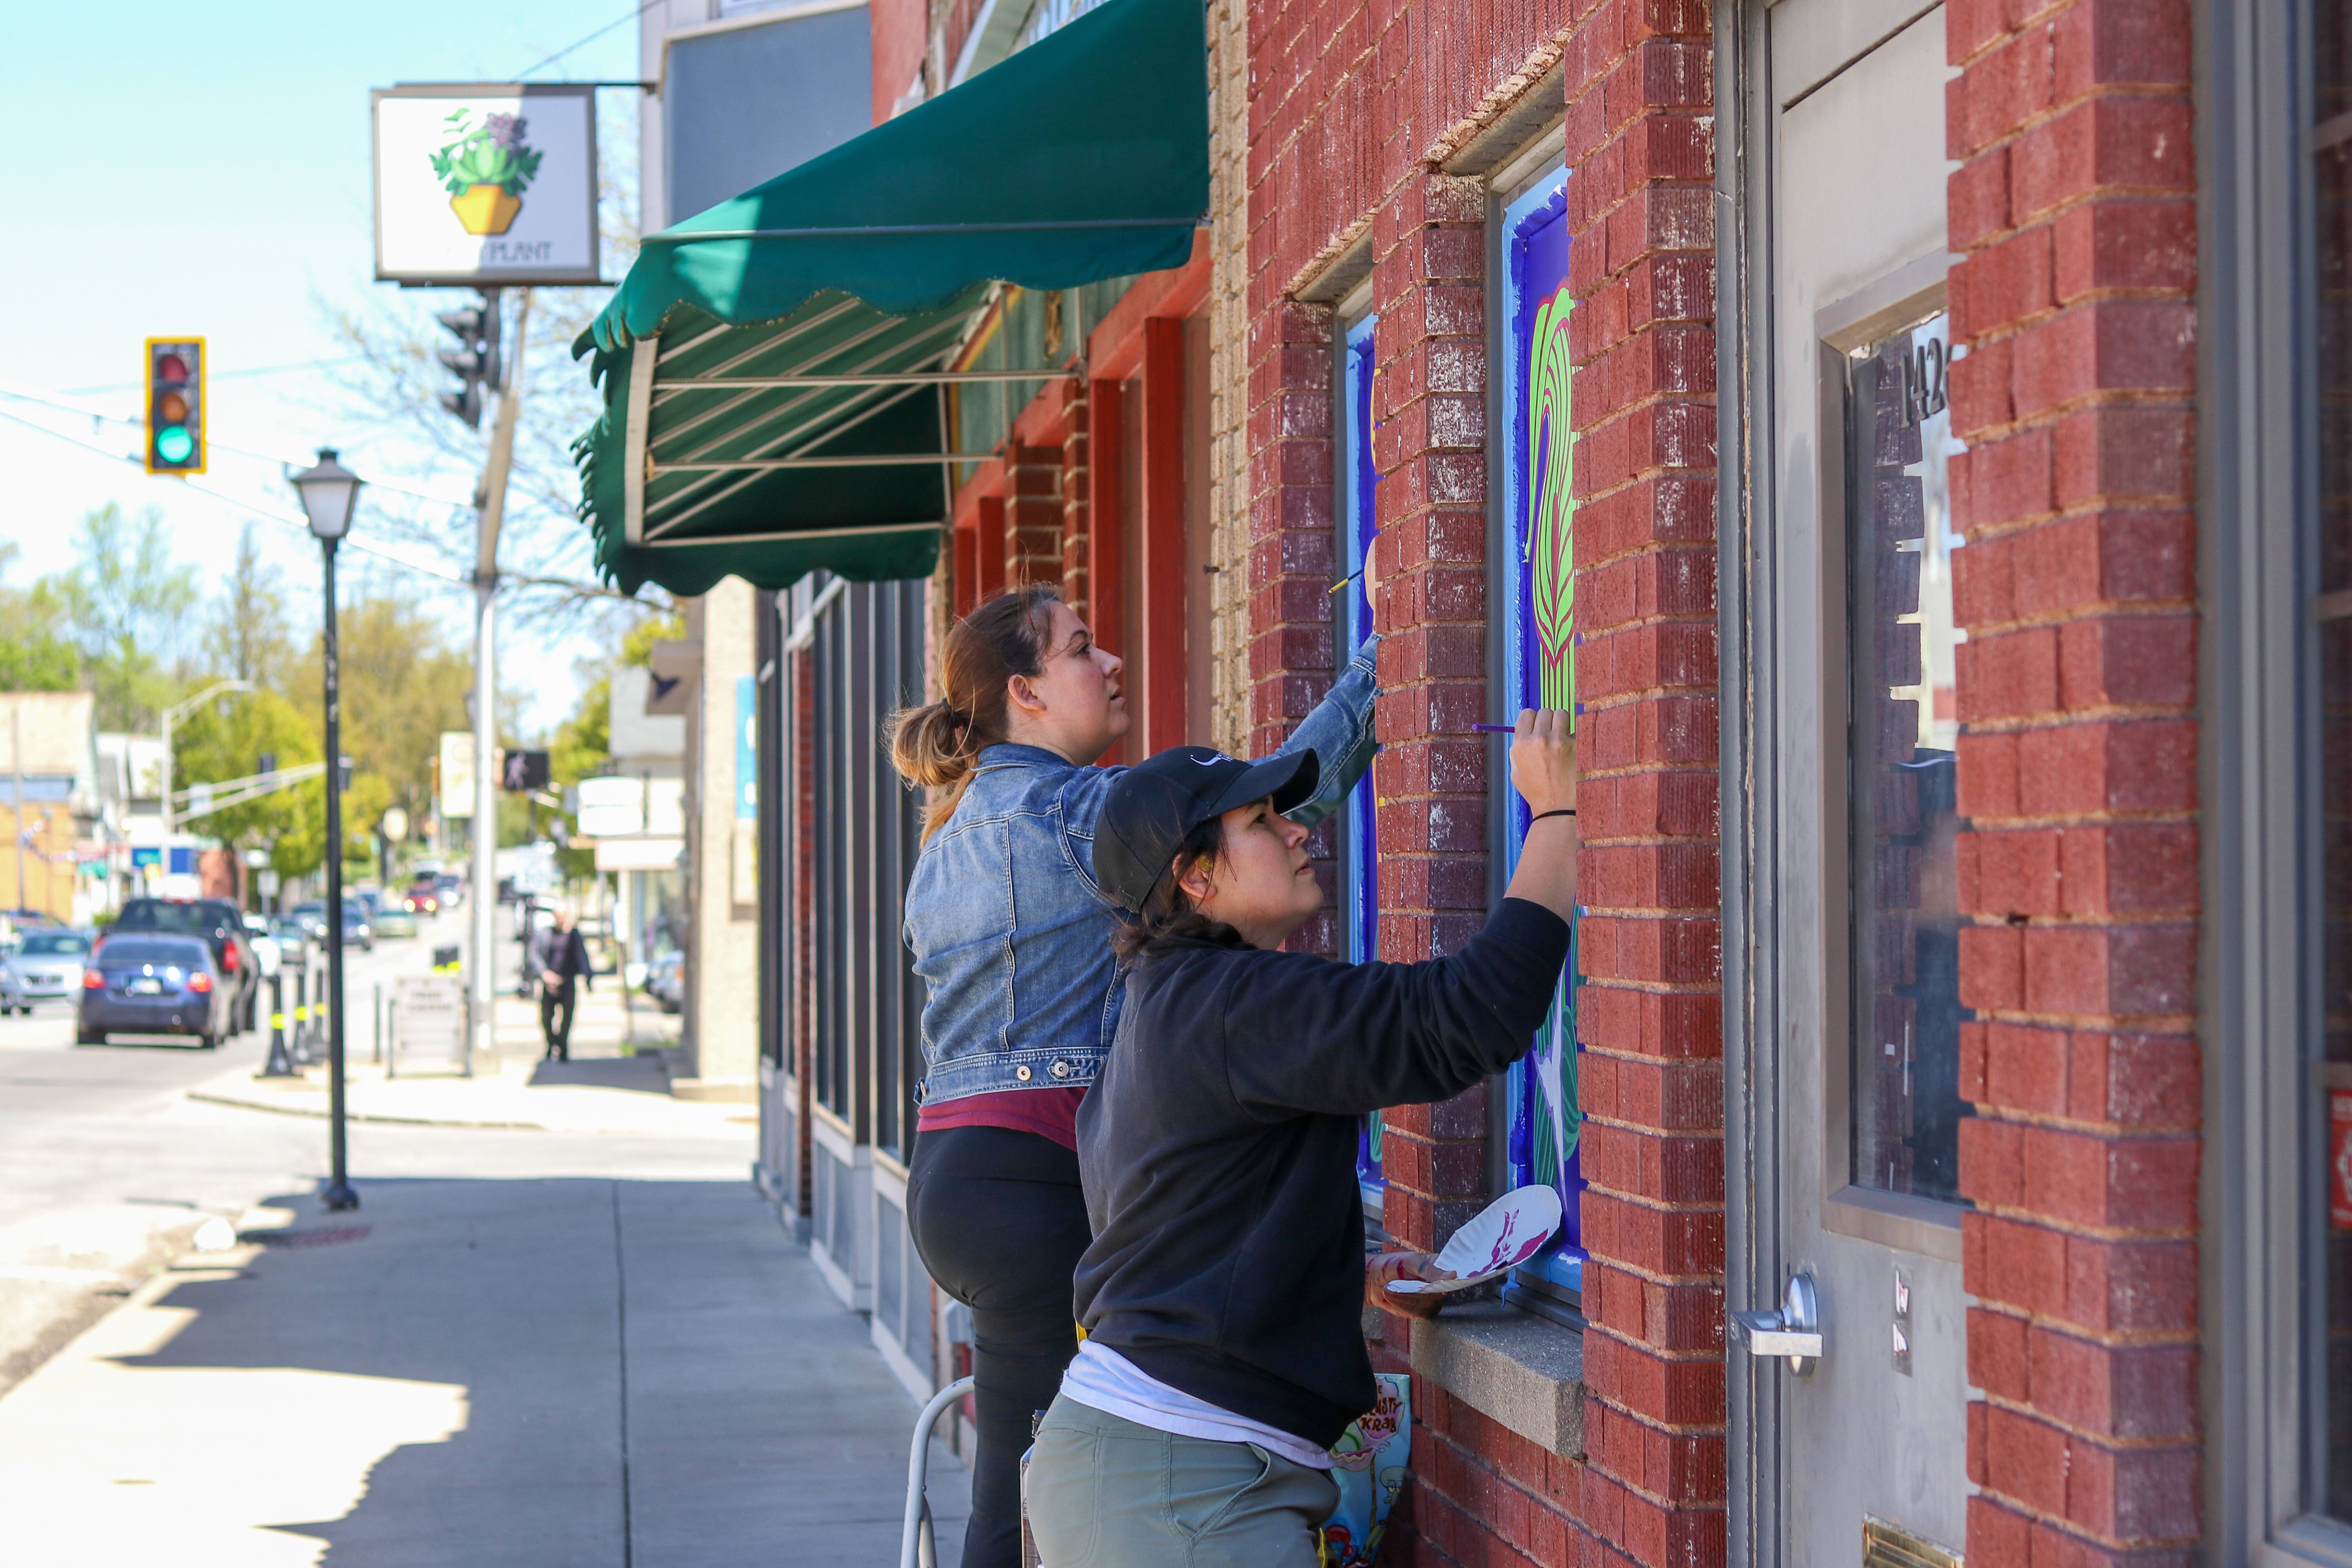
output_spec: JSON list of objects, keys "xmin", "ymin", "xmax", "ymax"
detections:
[
  {"xmin": 1138, "ymin": 317, "xmax": 1187, "ymax": 753},
  {"xmin": 952, "ymin": 458, "xmax": 1006, "ymax": 526},
  {"xmin": 1012, "ymin": 390, "xmax": 1071, "ymax": 450},
  {"xmin": 975, "ymin": 494, "xmax": 1006, "ymax": 602},
  {"xmin": 1086, "ymin": 377, "xmax": 1127, "ymax": 761},
  {"xmin": 1087, "ymin": 232, "xmax": 1210, "ymax": 381},
  {"xmin": 953, "ymin": 524, "xmax": 978, "ymax": 618}
]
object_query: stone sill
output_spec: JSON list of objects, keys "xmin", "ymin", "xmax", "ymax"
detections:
[{"xmin": 1406, "ymin": 1300, "xmax": 1584, "ymax": 1459}]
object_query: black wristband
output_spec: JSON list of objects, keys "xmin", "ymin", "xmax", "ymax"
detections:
[{"xmin": 1529, "ymin": 809, "xmax": 1575, "ymax": 824}]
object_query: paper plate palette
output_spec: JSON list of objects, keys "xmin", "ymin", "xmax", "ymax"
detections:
[{"xmin": 1383, "ymin": 1185, "xmax": 1563, "ymax": 1296}]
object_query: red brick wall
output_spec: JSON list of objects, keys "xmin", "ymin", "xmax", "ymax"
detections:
[
  {"xmin": 867, "ymin": 0, "xmax": 927, "ymax": 123},
  {"xmin": 1556, "ymin": 0, "xmax": 1723, "ymax": 1563},
  {"xmin": 1943, "ymin": 0, "xmax": 2201, "ymax": 1561}
]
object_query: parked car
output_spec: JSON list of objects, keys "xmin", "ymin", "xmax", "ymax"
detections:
[
  {"xmin": 646, "ymin": 951, "xmax": 684, "ymax": 1014},
  {"xmin": 77, "ymin": 934, "xmax": 234, "ymax": 1049},
  {"xmin": 1, "ymin": 928, "xmax": 94, "ymax": 1013},
  {"xmin": 289, "ymin": 900, "xmax": 373, "ymax": 952},
  {"xmin": 111, "ymin": 898, "xmax": 258, "ymax": 1034},
  {"xmin": 267, "ymin": 917, "xmax": 312, "ymax": 968},
  {"xmin": 372, "ymin": 906, "xmax": 418, "ymax": 939}
]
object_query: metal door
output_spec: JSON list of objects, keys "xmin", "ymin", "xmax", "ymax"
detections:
[{"xmin": 1722, "ymin": 2, "xmax": 1971, "ymax": 1564}]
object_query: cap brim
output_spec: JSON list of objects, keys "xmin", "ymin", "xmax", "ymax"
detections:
[{"xmin": 1205, "ymin": 748, "xmax": 1321, "ymax": 820}]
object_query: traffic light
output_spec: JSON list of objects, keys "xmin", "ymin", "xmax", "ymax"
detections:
[
  {"xmin": 434, "ymin": 298, "xmax": 501, "ymax": 429},
  {"xmin": 144, "ymin": 338, "xmax": 205, "ymax": 474}
]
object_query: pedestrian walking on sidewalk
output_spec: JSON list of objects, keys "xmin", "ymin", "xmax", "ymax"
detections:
[
  {"xmin": 536, "ymin": 909, "xmax": 593, "ymax": 1062},
  {"xmin": 1021, "ymin": 713, "xmax": 1580, "ymax": 1568},
  {"xmin": 890, "ymin": 585, "xmax": 1379, "ymax": 1568}
]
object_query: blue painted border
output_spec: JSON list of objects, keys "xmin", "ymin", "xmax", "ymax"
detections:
[{"xmin": 1499, "ymin": 171, "xmax": 1582, "ymax": 1297}]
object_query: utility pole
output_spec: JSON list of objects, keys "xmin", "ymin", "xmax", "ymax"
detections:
[
  {"xmin": 471, "ymin": 287, "xmax": 532, "ymax": 1062},
  {"xmin": 11, "ymin": 706, "xmax": 25, "ymax": 914}
]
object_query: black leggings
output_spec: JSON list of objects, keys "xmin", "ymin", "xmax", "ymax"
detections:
[{"xmin": 907, "ymin": 1126, "xmax": 1091, "ymax": 1568}]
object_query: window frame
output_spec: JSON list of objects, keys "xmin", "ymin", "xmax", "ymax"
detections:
[
  {"xmin": 1335, "ymin": 288, "xmax": 1383, "ymax": 1215},
  {"xmin": 2207, "ymin": 0, "xmax": 2352, "ymax": 1552},
  {"xmin": 1489, "ymin": 148, "xmax": 1584, "ymax": 1310}
]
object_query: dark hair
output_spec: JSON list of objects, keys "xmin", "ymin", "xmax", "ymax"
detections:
[
  {"xmin": 1109, "ymin": 812, "xmax": 1244, "ymax": 963},
  {"xmin": 888, "ymin": 584, "xmax": 1063, "ymax": 841}
]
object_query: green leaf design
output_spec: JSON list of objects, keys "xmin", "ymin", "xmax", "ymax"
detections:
[{"xmin": 1527, "ymin": 285, "xmax": 1575, "ymax": 714}]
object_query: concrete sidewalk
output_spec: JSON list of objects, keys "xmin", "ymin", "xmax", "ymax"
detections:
[
  {"xmin": 188, "ymin": 985, "xmax": 734, "ymax": 1137},
  {"xmin": 0, "ymin": 1180, "xmax": 967, "ymax": 1567}
]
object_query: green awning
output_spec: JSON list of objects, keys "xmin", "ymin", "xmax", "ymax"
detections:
[{"xmin": 572, "ymin": 0, "xmax": 1208, "ymax": 596}]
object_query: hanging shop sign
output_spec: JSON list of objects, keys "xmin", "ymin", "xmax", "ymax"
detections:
[{"xmin": 371, "ymin": 83, "xmax": 602, "ymax": 287}]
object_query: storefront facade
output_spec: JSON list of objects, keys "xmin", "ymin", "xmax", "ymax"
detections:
[{"xmin": 593, "ymin": 0, "xmax": 2342, "ymax": 1559}]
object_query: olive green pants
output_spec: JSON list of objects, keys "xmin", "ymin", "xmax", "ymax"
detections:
[{"xmin": 1024, "ymin": 1395, "xmax": 1338, "ymax": 1568}]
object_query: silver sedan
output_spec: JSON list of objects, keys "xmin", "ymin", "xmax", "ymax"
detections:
[{"xmin": 1, "ymin": 929, "xmax": 94, "ymax": 1013}]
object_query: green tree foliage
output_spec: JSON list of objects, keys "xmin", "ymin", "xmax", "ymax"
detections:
[
  {"xmin": 202, "ymin": 526, "xmax": 294, "ymax": 686},
  {"xmin": 0, "ymin": 544, "xmax": 76, "ymax": 692},
  {"xmin": 51, "ymin": 503, "xmax": 196, "ymax": 730},
  {"xmin": 548, "ymin": 609, "xmax": 678, "ymax": 881},
  {"xmin": 288, "ymin": 593, "xmax": 472, "ymax": 828},
  {"xmin": 169, "ymin": 688, "xmax": 319, "ymax": 868}
]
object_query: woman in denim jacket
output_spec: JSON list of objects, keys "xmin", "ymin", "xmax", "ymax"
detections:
[{"xmin": 893, "ymin": 584, "xmax": 1378, "ymax": 1568}]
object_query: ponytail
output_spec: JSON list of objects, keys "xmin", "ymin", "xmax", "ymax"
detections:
[{"xmin": 889, "ymin": 583, "xmax": 1062, "ymax": 840}]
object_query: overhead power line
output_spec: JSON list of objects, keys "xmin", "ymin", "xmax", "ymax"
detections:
[
  {"xmin": 63, "ymin": 355, "xmax": 368, "ymax": 396},
  {"xmin": 0, "ymin": 382, "xmax": 478, "ymax": 514},
  {"xmin": 0, "ymin": 404, "xmax": 472, "ymax": 586},
  {"xmin": 517, "ymin": 0, "xmax": 665, "ymax": 80}
]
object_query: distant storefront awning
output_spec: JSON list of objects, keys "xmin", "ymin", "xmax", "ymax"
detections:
[{"xmin": 573, "ymin": 0, "xmax": 1209, "ymax": 596}]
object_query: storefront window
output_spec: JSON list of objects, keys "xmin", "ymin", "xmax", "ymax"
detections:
[
  {"xmin": 2311, "ymin": 0, "xmax": 2352, "ymax": 1516},
  {"xmin": 1499, "ymin": 170, "xmax": 1583, "ymax": 1292},
  {"xmin": 1341, "ymin": 311, "xmax": 1383, "ymax": 1203},
  {"xmin": 1845, "ymin": 312, "xmax": 1968, "ymax": 1202}
]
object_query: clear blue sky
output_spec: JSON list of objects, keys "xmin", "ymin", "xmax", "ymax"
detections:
[{"xmin": 0, "ymin": 1, "xmax": 648, "ymax": 728}]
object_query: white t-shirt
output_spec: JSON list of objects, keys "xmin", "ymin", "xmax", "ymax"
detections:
[{"xmin": 1058, "ymin": 1340, "xmax": 1334, "ymax": 1470}]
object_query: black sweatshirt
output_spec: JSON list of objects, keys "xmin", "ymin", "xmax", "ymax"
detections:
[{"xmin": 1071, "ymin": 898, "xmax": 1571, "ymax": 1448}]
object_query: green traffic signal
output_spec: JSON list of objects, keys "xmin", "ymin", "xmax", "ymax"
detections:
[{"xmin": 154, "ymin": 425, "xmax": 194, "ymax": 464}]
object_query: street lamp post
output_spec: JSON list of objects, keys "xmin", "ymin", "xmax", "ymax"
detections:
[{"xmin": 291, "ymin": 448, "xmax": 363, "ymax": 1214}]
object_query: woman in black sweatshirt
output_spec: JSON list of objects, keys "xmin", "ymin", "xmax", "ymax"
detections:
[{"xmin": 1024, "ymin": 711, "xmax": 1579, "ymax": 1568}]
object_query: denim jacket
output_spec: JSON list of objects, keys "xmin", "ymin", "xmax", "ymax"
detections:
[{"xmin": 902, "ymin": 637, "xmax": 1381, "ymax": 1107}]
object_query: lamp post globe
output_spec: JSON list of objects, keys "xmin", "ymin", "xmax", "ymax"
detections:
[
  {"xmin": 288, "ymin": 446, "xmax": 363, "ymax": 1213},
  {"xmin": 290, "ymin": 448, "xmax": 362, "ymax": 541}
]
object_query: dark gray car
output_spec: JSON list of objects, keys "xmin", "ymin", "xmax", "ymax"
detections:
[{"xmin": 77, "ymin": 935, "xmax": 234, "ymax": 1049}]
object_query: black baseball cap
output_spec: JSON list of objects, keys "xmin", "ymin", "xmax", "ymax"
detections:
[{"xmin": 1093, "ymin": 746, "xmax": 1323, "ymax": 914}]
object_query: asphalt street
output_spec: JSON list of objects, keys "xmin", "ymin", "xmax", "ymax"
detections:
[{"xmin": 0, "ymin": 904, "xmax": 744, "ymax": 1396}]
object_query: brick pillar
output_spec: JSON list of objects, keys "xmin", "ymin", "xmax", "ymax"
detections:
[
  {"xmin": 1369, "ymin": 172, "xmax": 1493, "ymax": 1259},
  {"xmin": 1942, "ymin": 0, "xmax": 2201, "ymax": 1559},
  {"xmin": 1242, "ymin": 296, "xmax": 1340, "ymax": 955},
  {"xmin": 1560, "ymin": 0, "xmax": 1723, "ymax": 1563},
  {"xmin": 1061, "ymin": 380, "xmax": 1092, "ymax": 616},
  {"xmin": 1005, "ymin": 441, "xmax": 1063, "ymax": 588}
]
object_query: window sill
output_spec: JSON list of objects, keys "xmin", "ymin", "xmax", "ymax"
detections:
[{"xmin": 1405, "ymin": 1299, "xmax": 1584, "ymax": 1459}]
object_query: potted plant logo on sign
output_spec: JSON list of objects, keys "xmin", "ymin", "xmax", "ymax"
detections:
[{"xmin": 430, "ymin": 110, "xmax": 543, "ymax": 237}]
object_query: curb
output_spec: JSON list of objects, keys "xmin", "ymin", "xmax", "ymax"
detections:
[{"xmin": 185, "ymin": 1090, "xmax": 549, "ymax": 1132}]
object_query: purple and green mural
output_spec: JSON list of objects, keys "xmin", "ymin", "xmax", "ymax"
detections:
[{"xmin": 1503, "ymin": 173, "xmax": 1583, "ymax": 1294}]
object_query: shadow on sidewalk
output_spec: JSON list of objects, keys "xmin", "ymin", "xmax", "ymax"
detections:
[
  {"xmin": 525, "ymin": 1056, "xmax": 672, "ymax": 1095},
  {"xmin": 112, "ymin": 1178, "xmax": 966, "ymax": 1568}
]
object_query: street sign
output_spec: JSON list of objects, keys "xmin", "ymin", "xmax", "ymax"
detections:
[
  {"xmin": 371, "ymin": 85, "xmax": 601, "ymax": 287},
  {"xmin": 438, "ymin": 731, "xmax": 474, "ymax": 818},
  {"xmin": 575, "ymin": 775, "xmax": 644, "ymax": 838},
  {"xmin": 389, "ymin": 974, "xmax": 470, "ymax": 1077},
  {"xmin": 381, "ymin": 806, "xmax": 410, "ymax": 842}
]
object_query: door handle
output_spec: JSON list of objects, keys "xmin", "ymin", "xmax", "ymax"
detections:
[{"xmin": 1732, "ymin": 1272, "xmax": 1821, "ymax": 1375}]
